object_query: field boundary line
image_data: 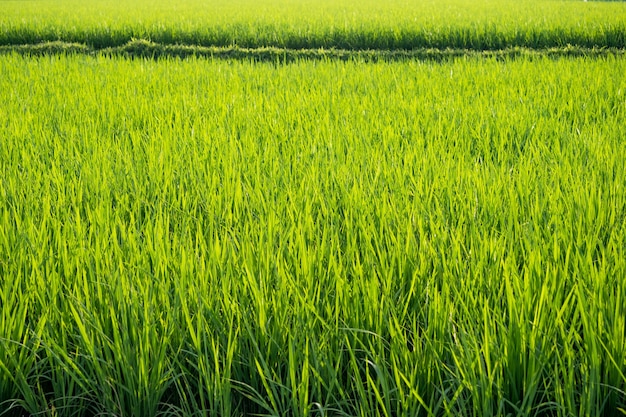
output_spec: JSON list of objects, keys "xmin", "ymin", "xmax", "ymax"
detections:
[{"xmin": 1, "ymin": 39, "xmax": 625, "ymax": 61}]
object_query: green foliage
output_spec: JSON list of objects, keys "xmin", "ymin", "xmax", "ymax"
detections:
[
  {"xmin": 0, "ymin": 0, "xmax": 625, "ymax": 50},
  {"xmin": 1, "ymin": 53, "xmax": 625, "ymax": 416}
]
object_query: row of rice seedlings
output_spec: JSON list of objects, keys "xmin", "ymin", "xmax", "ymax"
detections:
[
  {"xmin": 1, "ymin": 54, "xmax": 625, "ymax": 416},
  {"xmin": 0, "ymin": 0, "xmax": 624, "ymax": 50}
]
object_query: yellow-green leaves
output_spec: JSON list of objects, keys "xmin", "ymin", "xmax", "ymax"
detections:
[{"xmin": 1, "ymin": 54, "xmax": 625, "ymax": 416}]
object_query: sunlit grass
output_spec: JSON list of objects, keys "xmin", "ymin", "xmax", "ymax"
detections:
[
  {"xmin": 0, "ymin": 0, "xmax": 624, "ymax": 50},
  {"xmin": 1, "ymin": 53, "xmax": 625, "ymax": 416}
]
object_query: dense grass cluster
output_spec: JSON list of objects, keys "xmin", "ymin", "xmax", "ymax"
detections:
[
  {"xmin": 1, "ymin": 0, "xmax": 625, "ymax": 415},
  {"xmin": 1, "ymin": 0, "xmax": 625, "ymax": 50},
  {"xmin": 1, "ymin": 53, "xmax": 625, "ymax": 416}
]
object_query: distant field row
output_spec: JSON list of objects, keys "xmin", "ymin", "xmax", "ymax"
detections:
[
  {"xmin": 1, "ymin": 54, "xmax": 625, "ymax": 416},
  {"xmin": 1, "ymin": 0, "xmax": 625, "ymax": 50}
]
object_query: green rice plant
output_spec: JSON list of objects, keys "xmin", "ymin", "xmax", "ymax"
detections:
[
  {"xmin": 0, "ymin": 53, "xmax": 625, "ymax": 416},
  {"xmin": 0, "ymin": 0, "xmax": 624, "ymax": 50}
]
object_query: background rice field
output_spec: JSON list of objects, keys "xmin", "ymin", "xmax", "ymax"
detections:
[
  {"xmin": 1, "ymin": 0, "xmax": 625, "ymax": 51},
  {"xmin": 1, "ymin": 1, "xmax": 626, "ymax": 417}
]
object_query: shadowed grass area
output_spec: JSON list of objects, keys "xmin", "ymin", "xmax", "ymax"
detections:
[{"xmin": 1, "ymin": 39, "xmax": 625, "ymax": 61}]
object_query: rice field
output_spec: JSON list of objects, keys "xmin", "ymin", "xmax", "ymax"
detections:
[
  {"xmin": 1, "ymin": 1, "xmax": 626, "ymax": 417},
  {"xmin": 1, "ymin": 0, "xmax": 625, "ymax": 51}
]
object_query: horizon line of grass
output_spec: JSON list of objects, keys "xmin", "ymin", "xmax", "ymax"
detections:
[{"xmin": 1, "ymin": 39, "xmax": 625, "ymax": 61}]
